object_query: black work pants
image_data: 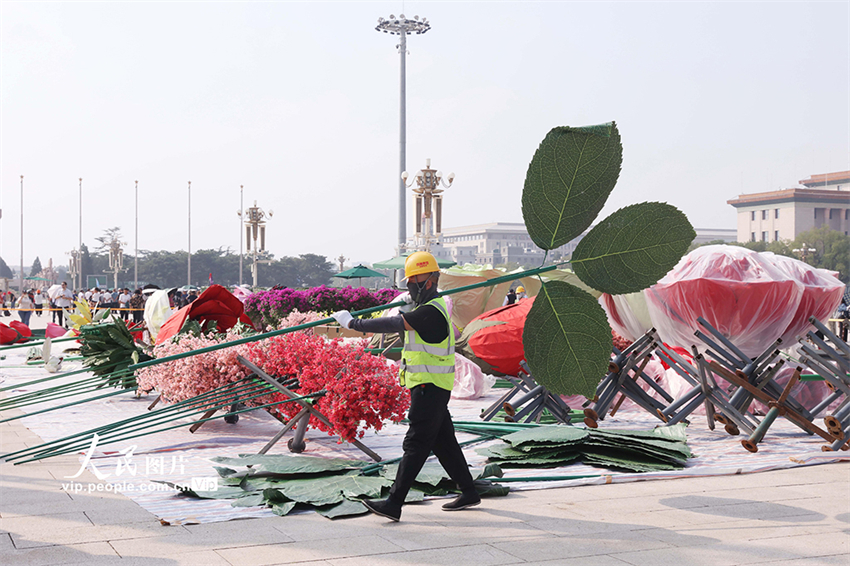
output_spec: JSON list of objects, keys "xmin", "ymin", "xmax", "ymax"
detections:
[{"xmin": 388, "ymin": 383, "xmax": 474, "ymax": 504}]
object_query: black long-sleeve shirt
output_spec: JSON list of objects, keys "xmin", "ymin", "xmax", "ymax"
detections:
[{"xmin": 349, "ymin": 305, "xmax": 449, "ymax": 344}]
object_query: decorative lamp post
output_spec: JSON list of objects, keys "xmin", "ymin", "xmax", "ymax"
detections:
[
  {"xmin": 375, "ymin": 13, "xmax": 431, "ymax": 257},
  {"xmin": 67, "ymin": 249, "xmax": 79, "ymax": 289},
  {"xmin": 106, "ymin": 239, "xmax": 127, "ymax": 290},
  {"xmin": 793, "ymin": 243, "xmax": 817, "ymax": 263},
  {"xmin": 402, "ymin": 158, "xmax": 454, "ymax": 251},
  {"xmin": 243, "ymin": 200, "xmax": 273, "ymax": 289}
]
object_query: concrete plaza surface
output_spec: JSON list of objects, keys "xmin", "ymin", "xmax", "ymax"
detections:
[{"xmin": 1, "ymin": 407, "xmax": 848, "ymax": 566}]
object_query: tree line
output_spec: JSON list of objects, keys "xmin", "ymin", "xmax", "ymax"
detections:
[{"xmin": 0, "ymin": 248, "xmax": 336, "ymax": 290}]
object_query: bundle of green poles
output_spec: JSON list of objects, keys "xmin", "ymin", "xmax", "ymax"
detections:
[
  {"xmin": 1, "ymin": 376, "xmax": 325, "ymax": 464},
  {"xmin": 0, "ymin": 365, "xmax": 137, "ymax": 422}
]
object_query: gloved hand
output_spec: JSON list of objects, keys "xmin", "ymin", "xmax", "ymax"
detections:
[
  {"xmin": 396, "ymin": 292, "xmax": 414, "ymax": 313},
  {"xmin": 332, "ymin": 310, "xmax": 354, "ymax": 329}
]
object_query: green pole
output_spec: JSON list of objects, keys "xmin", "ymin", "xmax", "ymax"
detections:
[
  {"xmin": 0, "ymin": 336, "xmax": 78, "ymax": 352},
  {"xmin": 2, "ymin": 379, "xmax": 271, "ymax": 461},
  {"xmin": 126, "ymin": 262, "xmax": 567, "ymax": 373},
  {"xmin": 0, "ymin": 364, "xmax": 118, "ymax": 393},
  {"xmin": 17, "ymin": 389, "xmax": 324, "ymax": 464},
  {"xmin": 0, "ymin": 388, "xmax": 135, "ymax": 425}
]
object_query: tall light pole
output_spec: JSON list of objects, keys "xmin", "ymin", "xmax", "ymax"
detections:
[
  {"xmin": 134, "ymin": 180, "xmax": 139, "ymax": 289},
  {"xmin": 239, "ymin": 185, "xmax": 244, "ymax": 286},
  {"xmin": 78, "ymin": 178, "xmax": 82, "ymax": 291},
  {"xmin": 187, "ymin": 181, "xmax": 192, "ymax": 287},
  {"xmin": 375, "ymin": 14, "xmax": 431, "ymax": 258},
  {"xmin": 19, "ymin": 175, "xmax": 23, "ymax": 293}
]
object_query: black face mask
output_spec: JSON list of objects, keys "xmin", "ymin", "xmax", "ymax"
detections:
[{"xmin": 407, "ymin": 274, "xmax": 436, "ymax": 304}]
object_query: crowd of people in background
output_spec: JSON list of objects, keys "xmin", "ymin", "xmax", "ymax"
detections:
[{"xmin": 0, "ymin": 284, "xmax": 200, "ymax": 328}]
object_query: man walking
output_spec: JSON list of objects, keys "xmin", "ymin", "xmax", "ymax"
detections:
[
  {"xmin": 332, "ymin": 251, "xmax": 479, "ymax": 522},
  {"xmin": 54, "ymin": 282, "xmax": 74, "ymax": 327}
]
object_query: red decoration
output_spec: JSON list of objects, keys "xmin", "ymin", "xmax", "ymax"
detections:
[
  {"xmin": 247, "ymin": 332, "xmax": 409, "ymax": 442},
  {"xmin": 157, "ymin": 285, "xmax": 254, "ymax": 343},
  {"xmin": 465, "ymin": 298, "xmax": 536, "ymax": 376}
]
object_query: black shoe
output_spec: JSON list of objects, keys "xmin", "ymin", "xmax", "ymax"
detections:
[
  {"xmin": 442, "ymin": 491, "xmax": 481, "ymax": 511},
  {"xmin": 363, "ymin": 498, "xmax": 401, "ymax": 522}
]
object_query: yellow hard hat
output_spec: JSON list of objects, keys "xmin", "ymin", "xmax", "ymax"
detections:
[
  {"xmin": 517, "ymin": 286, "xmax": 525, "ymax": 293},
  {"xmin": 404, "ymin": 251, "xmax": 440, "ymax": 279}
]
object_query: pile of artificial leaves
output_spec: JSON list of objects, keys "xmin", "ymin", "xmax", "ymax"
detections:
[
  {"xmin": 156, "ymin": 453, "xmax": 508, "ymax": 520},
  {"xmin": 476, "ymin": 423, "xmax": 692, "ymax": 473}
]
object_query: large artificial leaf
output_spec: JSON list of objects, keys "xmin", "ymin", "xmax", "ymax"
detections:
[
  {"xmin": 522, "ymin": 281, "xmax": 612, "ymax": 397},
  {"xmin": 522, "ymin": 122, "xmax": 622, "ymax": 250},
  {"xmin": 571, "ymin": 202, "xmax": 696, "ymax": 295}
]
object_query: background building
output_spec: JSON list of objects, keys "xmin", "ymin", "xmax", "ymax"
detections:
[
  {"xmin": 728, "ymin": 171, "xmax": 850, "ymax": 243},
  {"xmin": 420, "ymin": 222, "xmax": 735, "ymax": 267}
]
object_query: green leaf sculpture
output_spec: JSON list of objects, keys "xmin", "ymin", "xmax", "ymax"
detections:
[
  {"xmin": 522, "ymin": 281, "xmax": 612, "ymax": 398},
  {"xmin": 570, "ymin": 202, "xmax": 696, "ymax": 295},
  {"xmin": 521, "ymin": 122, "xmax": 622, "ymax": 250}
]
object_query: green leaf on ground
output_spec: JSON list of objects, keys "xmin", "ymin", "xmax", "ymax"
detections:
[
  {"xmin": 271, "ymin": 501, "xmax": 297, "ymax": 516},
  {"xmin": 571, "ymin": 202, "xmax": 696, "ymax": 295},
  {"xmin": 502, "ymin": 425, "xmax": 589, "ymax": 449},
  {"xmin": 522, "ymin": 122, "xmax": 622, "ymax": 250},
  {"xmin": 210, "ymin": 454, "xmax": 366, "ymax": 476},
  {"xmin": 315, "ymin": 498, "xmax": 370, "ymax": 519},
  {"xmin": 522, "ymin": 281, "xmax": 612, "ymax": 397}
]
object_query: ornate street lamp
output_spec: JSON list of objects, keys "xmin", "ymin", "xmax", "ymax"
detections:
[
  {"xmin": 243, "ymin": 201, "xmax": 273, "ymax": 289},
  {"xmin": 375, "ymin": 14, "xmax": 431, "ymax": 257},
  {"xmin": 106, "ymin": 239, "xmax": 127, "ymax": 290},
  {"xmin": 793, "ymin": 243, "xmax": 817, "ymax": 263},
  {"xmin": 402, "ymin": 158, "xmax": 454, "ymax": 251}
]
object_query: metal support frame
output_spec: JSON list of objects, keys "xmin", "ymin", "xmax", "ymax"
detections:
[{"xmin": 237, "ymin": 355, "xmax": 381, "ymax": 461}]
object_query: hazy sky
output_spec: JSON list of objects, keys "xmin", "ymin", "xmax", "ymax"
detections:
[{"xmin": 2, "ymin": 1, "xmax": 848, "ymax": 272}]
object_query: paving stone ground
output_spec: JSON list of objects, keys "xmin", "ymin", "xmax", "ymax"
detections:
[{"xmin": 1, "ymin": 404, "xmax": 848, "ymax": 566}]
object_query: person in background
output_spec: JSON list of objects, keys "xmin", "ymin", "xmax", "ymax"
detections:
[
  {"xmin": 502, "ymin": 287, "xmax": 517, "ymax": 306},
  {"xmin": 516, "ymin": 285, "xmax": 527, "ymax": 300},
  {"xmin": 186, "ymin": 290, "xmax": 198, "ymax": 304},
  {"xmin": 54, "ymin": 282, "xmax": 74, "ymax": 327},
  {"xmin": 33, "ymin": 289, "xmax": 44, "ymax": 317},
  {"xmin": 118, "ymin": 288, "xmax": 132, "ymax": 320},
  {"xmin": 129, "ymin": 289, "xmax": 146, "ymax": 324},
  {"xmin": 17, "ymin": 291, "xmax": 33, "ymax": 326}
]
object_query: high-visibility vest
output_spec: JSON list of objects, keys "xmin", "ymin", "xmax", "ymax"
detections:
[{"xmin": 399, "ymin": 296, "xmax": 455, "ymax": 391}]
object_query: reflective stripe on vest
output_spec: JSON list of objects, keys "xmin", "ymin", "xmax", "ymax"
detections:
[{"xmin": 400, "ymin": 296, "xmax": 455, "ymax": 391}]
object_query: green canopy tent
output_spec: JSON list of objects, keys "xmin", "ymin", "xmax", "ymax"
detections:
[
  {"xmin": 333, "ymin": 264, "xmax": 389, "ymax": 287},
  {"xmin": 24, "ymin": 276, "xmax": 50, "ymax": 282}
]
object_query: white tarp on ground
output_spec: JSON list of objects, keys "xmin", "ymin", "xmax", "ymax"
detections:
[{"xmin": 1, "ymin": 344, "xmax": 847, "ymax": 525}]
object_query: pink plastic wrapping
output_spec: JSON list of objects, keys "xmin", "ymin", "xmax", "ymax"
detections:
[
  {"xmin": 451, "ymin": 354, "xmax": 496, "ymax": 400},
  {"xmin": 644, "ymin": 246, "xmax": 804, "ymax": 358},
  {"xmin": 767, "ymin": 254, "xmax": 845, "ymax": 344},
  {"xmin": 599, "ymin": 292, "xmax": 653, "ymax": 342}
]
